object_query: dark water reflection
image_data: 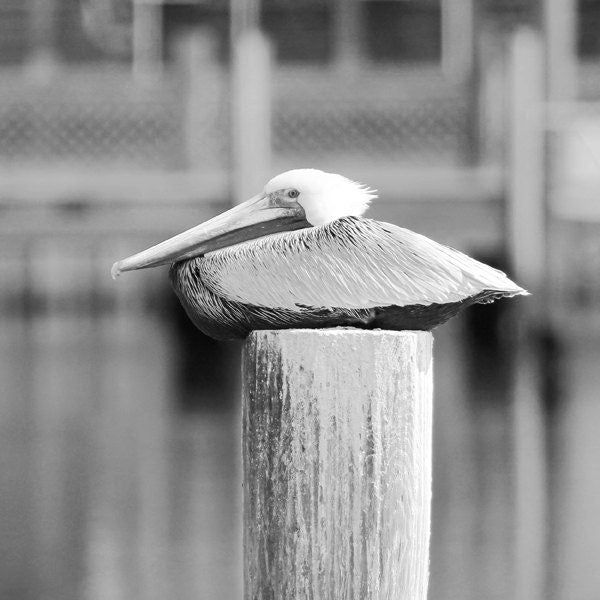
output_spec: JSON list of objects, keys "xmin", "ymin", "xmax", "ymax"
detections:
[{"xmin": 0, "ymin": 242, "xmax": 242, "ymax": 600}]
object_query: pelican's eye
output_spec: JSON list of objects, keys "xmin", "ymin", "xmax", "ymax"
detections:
[{"xmin": 287, "ymin": 189, "xmax": 300, "ymax": 199}]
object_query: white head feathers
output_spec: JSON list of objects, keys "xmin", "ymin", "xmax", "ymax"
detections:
[{"xmin": 264, "ymin": 168, "xmax": 377, "ymax": 226}]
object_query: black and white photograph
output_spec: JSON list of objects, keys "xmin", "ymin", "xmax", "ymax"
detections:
[{"xmin": 1, "ymin": 1, "xmax": 599, "ymax": 599}]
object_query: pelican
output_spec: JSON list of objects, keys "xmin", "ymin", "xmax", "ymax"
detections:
[{"xmin": 112, "ymin": 169, "xmax": 527, "ymax": 340}]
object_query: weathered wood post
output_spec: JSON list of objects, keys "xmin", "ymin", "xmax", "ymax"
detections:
[{"xmin": 242, "ymin": 329, "xmax": 433, "ymax": 600}]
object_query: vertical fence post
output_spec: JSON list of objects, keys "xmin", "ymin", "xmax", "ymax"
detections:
[
  {"xmin": 132, "ymin": 0, "xmax": 163, "ymax": 80},
  {"xmin": 507, "ymin": 27, "xmax": 549, "ymax": 600},
  {"xmin": 231, "ymin": 30, "xmax": 272, "ymax": 204},
  {"xmin": 178, "ymin": 28, "xmax": 221, "ymax": 172},
  {"xmin": 441, "ymin": 0, "xmax": 475, "ymax": 83},
  {"xmin": 28, "ymin": 0, "xmax": 59, "ymax": 73},
  {"xmin": 543, "ymin": 0, "xmax": 577, "ymax": 103},
  {"xmin": 242, "ymin": 329, "xmax": 433, "ymax": 600}
]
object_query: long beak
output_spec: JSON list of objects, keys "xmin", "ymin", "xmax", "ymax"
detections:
[{"xmin": 111, "ymin": 193, "xmax": 308, "ymax": 278}]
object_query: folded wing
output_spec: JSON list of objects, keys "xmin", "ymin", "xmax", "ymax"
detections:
[{"xmin": 198, "ymin": 217, "xmax": 527, "ymax": 310}]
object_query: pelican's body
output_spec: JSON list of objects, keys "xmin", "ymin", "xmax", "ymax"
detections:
[
  {"xmin": 169, "ymin": 216, "xmax": 522, "ymax": 340},
  {"xmin": 112, "ymin": 169, "xmax": 527, "ymax": 340}
]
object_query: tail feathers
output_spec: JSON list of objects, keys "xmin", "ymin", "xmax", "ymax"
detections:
[
  {"xmin": 479, "ymin": 275, "xmax": 529, "ymax": 298},
  {"xmin": 475, "ymin": 287, "xmax": 529, "ymax": 305},
  {"xmin": 480, "ymin": 273, "xmax": 529, "ymax": 299},
  {"xmin": 416, "ymin": 232, "xmax": 529, "ymax": 300},
  {"xmin": 446, "ymin": 249, "xmax": 529, "ymax": 299}
]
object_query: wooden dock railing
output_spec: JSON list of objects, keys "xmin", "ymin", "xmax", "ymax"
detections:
[{"xmin": 242, "ymin": 329, "xmax": 433, "ymax": 600}]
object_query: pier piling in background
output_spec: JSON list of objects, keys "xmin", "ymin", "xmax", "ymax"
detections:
[{"xmin": 242, "ymin": 329, "xmax": 433, "ymax": 600}]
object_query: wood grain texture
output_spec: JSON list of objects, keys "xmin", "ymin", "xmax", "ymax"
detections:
[{"xmin": 242, "ymin": 329, "xmax": 433, "ymax": 600}]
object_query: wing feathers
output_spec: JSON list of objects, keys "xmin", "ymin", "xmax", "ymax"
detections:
[{"xmin": 198, "ymin": 217, "xmax": 527, "ymax": 310}]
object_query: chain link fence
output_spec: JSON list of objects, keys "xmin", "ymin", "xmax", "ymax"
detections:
[
  {"xmin": 0, "ymin": 65, "xmax": 473, "ymax": 171},
  {"xmin": 0, "ymin": 69, "xmax": 186, "ymax": 168},
  {"xmin": 273, "ymin": 68, "xmax": 471, "ymax": 165}
]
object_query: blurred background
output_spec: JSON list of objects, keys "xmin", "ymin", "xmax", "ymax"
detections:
[{"xmin": 1, "ymin": 1, "xmax": 599, "ymax": 599}]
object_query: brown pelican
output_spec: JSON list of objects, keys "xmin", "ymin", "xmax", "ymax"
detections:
[{"xmin": 112, "ymin": 169, "xmax": 527, "ymax": 340}]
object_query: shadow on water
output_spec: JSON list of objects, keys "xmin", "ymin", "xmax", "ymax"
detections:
[{"xmin": 167, "ymin": 292, "xmax": 242, "ymax": 413}]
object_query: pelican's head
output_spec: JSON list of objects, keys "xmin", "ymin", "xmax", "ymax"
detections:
[
  {"xmin": 263, "ymin": 169, "xmax": 375, "ymax": 226},
  {"xmin": 111, "ymin": 169, "xmax": 376, "ymax": 278}
]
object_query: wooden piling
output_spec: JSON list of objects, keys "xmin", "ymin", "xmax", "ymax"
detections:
[{"xmin": 242, "ymin": 329, "xmax": 433, "ymax": 600}]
